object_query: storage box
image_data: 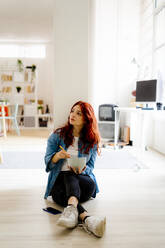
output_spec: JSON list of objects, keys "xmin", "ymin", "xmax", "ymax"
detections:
[
  {"xmin": 24, "ymin": 117, "xmax": 35, "ymax": 127},
  {"xmin": 39, "ymin": 118, "xmax": 47, "ymax": 127}
]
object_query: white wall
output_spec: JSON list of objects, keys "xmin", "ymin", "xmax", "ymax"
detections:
[
  {"xmin": 138, "ymin": 0, "xmax": 153, "ymax": 80},
  {"xmin": 92, "ymin": 0, "xmax": 140, "ymax": 118},
  {"xmin": 0, "ymin": 0, "xmax": 54, "ymax": 42},
  {"xmin": 52, "ymin": 0, "xmax": 141, "ymax": 128},
  {"xmin": 117, "ymin": 0, "xmax": 140, "ymax": 107},
  {"xmin": 36, "ymin": 43, "xmax": 54, "ymax": 113},
  {"xmin": 53, "ymin": 0, "xmax": 90, "ymax": 128},
  {"xmin": 92, "ymin": 0, "xmax": 119, "ymax": 114}
]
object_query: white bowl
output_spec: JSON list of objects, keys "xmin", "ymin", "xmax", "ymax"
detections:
[{"xmin": 67, "ymin": 156, "xmax": 86, "ymax": 170}]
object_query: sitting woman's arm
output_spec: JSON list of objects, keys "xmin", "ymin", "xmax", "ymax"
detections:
[
  {"xmin": 44, "ymin": 132, "xmax": 59, "ymax": 172},
  {"xmin": 84, "ymin": 145, "xmax": 97, "ymax": 175},
  {"xmin": 45, "ymin": 132, "xmax": 70, "ymax": 172}
]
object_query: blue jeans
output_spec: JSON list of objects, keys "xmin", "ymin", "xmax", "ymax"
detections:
[{"xmin": 51, "ymin": 171, "xmax": 96, "ymax": 214}]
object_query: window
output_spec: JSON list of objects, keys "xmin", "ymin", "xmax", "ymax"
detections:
[
  {"xmin": 154, "ymin": 0, "xmax": 165, "ymax": 9},
  {"xmin": 153, "ymin": 3, "xmax": 165, "ymax": 104},
  {"xmin": 0, "ymin": 44, "xmax": 46, "ymax": 58},
  {"xmin": 140, "ymin": 0, "xmax": 165, "ymax": 105}
]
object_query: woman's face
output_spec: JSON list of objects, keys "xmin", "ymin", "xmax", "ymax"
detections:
[{"xmin": 69, "ymin": 104, "xmax": 85, "ymax": 127}]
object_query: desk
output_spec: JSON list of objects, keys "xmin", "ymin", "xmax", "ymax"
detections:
[
  {"xmin": 0, "ymin": 103, "xmax": 7, "ymax": 138},
  {"xmin": 114, "ymin": 107, "xmax": 157, "ymax": 150}
]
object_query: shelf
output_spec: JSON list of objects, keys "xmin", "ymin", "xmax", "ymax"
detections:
[
  {"xmin": 17, "ymin": 114, "xmax": 52, "ymax": 118},
  {"xmin": 98, "ymin": 121, "xmax": 115, "ymax": 124},
  {"xmin": 37, "ymin": 114, "xmax": 52, "ymax": 117},
  {"xmin": 0, "ymin": 68, "xmax": 52, "ymax": 129}
]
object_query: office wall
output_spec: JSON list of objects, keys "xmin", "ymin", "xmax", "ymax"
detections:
[
  {"xmin": 92, "ymin": 0, "xmax": 140, "ymax": 117},
  {"xmin": 36, "ymin": 43, "xmax": 54, "ymax": 113},
  {"xmin": 0, "ymin": 0, "xmax": 54, "ymax": 42},
  {"xmin": 53, "ymin": 0, "xmax": 90, "ymax": 128},
  {"xmin": 116, "ymin": 0, "xmax": 140, "ymax": 107}
]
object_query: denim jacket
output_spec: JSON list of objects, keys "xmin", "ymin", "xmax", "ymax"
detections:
[{"xmin": 44, "ymin": 131, "xmax": 99, "ymax": 199}]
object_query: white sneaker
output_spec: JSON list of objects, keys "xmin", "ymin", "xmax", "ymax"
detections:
[
  {"xmin": 82, "ymin": 216, "xmax": 106, "ymax": 237},
  {"xmin": 57, "ymin": 205, "xmax": 78, "ymax": 228}
]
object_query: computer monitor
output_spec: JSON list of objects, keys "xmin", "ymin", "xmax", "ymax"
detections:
[
  {"xmin": 136, "ymin": 79, "xmax": 157, "ymax": 102},
  {"xmin": 99, "ymin": 104, "xmax": 117, "ymax": 121}
]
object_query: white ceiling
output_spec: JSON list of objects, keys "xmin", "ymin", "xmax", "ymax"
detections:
[{"xmin": 0, "ymin": 0, "xmax": 54, "ymax": 42}]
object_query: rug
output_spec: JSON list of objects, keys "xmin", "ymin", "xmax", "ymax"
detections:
[
  {"xmin": 95, "ymin": 148, "xmax": 147, "ymax": 169},
  {"xmin": 0, "ymin": 148, "xmax": 147, "ymax": 170}
]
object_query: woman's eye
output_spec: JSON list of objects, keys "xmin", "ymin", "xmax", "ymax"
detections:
[{"xmin": 77, "ymin": 112, "xmax": 82, "ymax": 116}]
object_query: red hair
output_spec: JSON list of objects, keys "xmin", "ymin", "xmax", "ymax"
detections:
[{"xmin": 55, "ymin": 101, "xmax": 101, "ymax": 154}]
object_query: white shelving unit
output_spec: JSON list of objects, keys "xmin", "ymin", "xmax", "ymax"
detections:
[
  {"xmin": 98, "ymin": 121, "xmax": 115, "ymax": 142},
  {"xmin": 0, "ymin": 68, "xmax": 52, "ymax": 129}
]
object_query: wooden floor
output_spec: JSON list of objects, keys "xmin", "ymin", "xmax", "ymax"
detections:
[{"xmin": 0, "ymin": 130, "xmax": 165, "ymax": 247}]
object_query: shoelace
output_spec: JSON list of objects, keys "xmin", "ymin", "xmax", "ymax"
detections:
[
  {"xmin": 63, "ymin": 206, "xmax": 75, "ymax": 218},
  {"xmin": 78, "ymin": 222, "xmax": 92, "ymax": 235}
]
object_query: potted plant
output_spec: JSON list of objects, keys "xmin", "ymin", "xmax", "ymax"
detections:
[
  {"xmin": 38, "ymin": 105, "xmax": 43, "ymax": 115},
  {"xmin": 16, "ymin": 86, "xmax": 22, "ymax": 93},
  {"xmin": 17, "ymin": 59, "xmax": 24, "ymax": 72},
  {"xmin": 31, "ymin": 64, "xmax": 36, "ymax": 72},
  {"xmin": 31, "ymin": 64, "xmax": 37, "ymax": 81}
]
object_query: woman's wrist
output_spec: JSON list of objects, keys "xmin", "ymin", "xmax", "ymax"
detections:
[{"xmin": 51, "ymin": 152, "xmax": 60, "ymax": 163}]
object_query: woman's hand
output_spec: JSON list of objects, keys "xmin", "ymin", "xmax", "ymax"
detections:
[
  {"xmin": 57, "ymin": 150, "xmax": 71, "ymax": 160},
  {"xmin": 68, "ymin": 165, "xmax": 86, "ymax": 174},
  {"xmin": 52, "ymin": 150, "xmax": 70, "ymax": 163},
  {"xmin": 77, "ymin": 165, "xmax": 86, "ymax": 174}
]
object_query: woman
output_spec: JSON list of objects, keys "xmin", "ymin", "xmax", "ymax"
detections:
[{"xmin": 44, "ymin": 101, "xmax": 106, "ymax": 237}]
